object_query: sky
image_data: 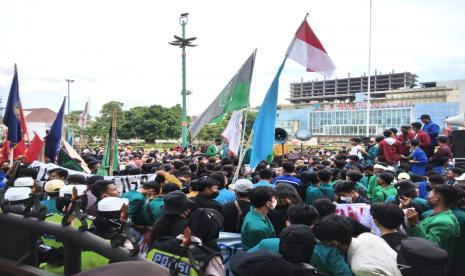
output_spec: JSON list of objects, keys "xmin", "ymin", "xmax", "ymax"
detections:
[{"xmin": 0, "ymin": 0, "xmax": 464, "ymax": 117}]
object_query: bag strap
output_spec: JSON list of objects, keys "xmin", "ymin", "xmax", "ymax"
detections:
[{"xmin": 234, "ymin": 200, "xmax": 243, "ymax": 231}]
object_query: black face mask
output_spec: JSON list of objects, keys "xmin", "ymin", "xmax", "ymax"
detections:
[{"xmin": 211, "ymin": 191, "xmax": 219, "ymax": 198}]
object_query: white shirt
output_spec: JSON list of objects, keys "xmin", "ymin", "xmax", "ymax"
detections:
[
  {"xmin": 349, "ymin": 145, "xmax": 364, "ymax": 160},
  {"xmin": 348, "ymin": 233, "xmax": 402, "ymax": 276}
]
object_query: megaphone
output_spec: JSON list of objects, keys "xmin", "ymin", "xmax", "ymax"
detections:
[
  {"xmin": 274, "ymin": 128, "xmax": 288, "ymax": 144},
  {"xmin": 446, "ymin": 113, "xmax": 465, "ymax": 127}
]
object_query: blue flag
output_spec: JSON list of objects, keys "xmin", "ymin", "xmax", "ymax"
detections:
[
  {"xmin": 2, "ymin": 65, "xmax": 22, "ymax": 145},
  {"xmin": 45, "ymin": 97, "xmax": 66, "ymax": 162},
  {"xmin": 67, "ymin": 129, "xmax": 74, "ymax": 147},
  {"xmin": 250, "ymin": 59, "xmax": 286, "ymax": 168}
]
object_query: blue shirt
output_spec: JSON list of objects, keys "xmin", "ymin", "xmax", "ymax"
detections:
[
  {"xmin": 272, "ymin": 174, "xmax": 300, "ymax": 188},
  {"xmin": 41, "ymin": 198, "xmax": 59, "ymax": 214},
  {"xmin": 409, "ymin": 147, "xmax": 428, "ymax": 176},
  {"xmin": 253, "ymin": 180, "xmax": 275, "ymax": 189},
  {"xmin": 214, "ymin": 188, "xmax": 236, "ymax": 205},
  {"xmin": 248, "ymin": 238, "xmax": 353, "ymax": 276},
  {"xmin": 416, "ymin": 181, "xmax": 428, "ymax": 199},
  {"xmin": 422, "ymin": 121, "xmax": 440, "ymax": 146}
]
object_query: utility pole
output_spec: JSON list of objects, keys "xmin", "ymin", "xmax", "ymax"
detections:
[{"xmin": 169, "ymin": 13, "xmax": 197, "ymax": 149}]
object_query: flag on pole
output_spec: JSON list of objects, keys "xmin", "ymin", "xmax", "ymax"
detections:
[
  {"xmin": 44, "ymin": 97, "xmax": 66, "ymax": 162},
  {"xmin": 13, "ymin": 103, "xmax": 28, "ymax": 158},
  {"xmin": 62, "ymin": 138, "xmax": 91, "ymax": 173},
  {"xmin": 286, "ymin": 18, "xmax": 336, "ymax": 77},
  {"xmin": 78, "ymin": 101, "xmax": 89, "ymax": 128},
  {"xmin": 97, "ymin": 115, "xmax": 119, "ymax": 176},
  {"xmin": 67, "ymin": 129, "xmax": 74, "ymax": 146},
  {"xmin": 3, "ymin": 64, "xmax": 22, "ymax": 146},
  {"xmin": 250, "ymin": 60, "xmax": 286, "ymax": 168},
  {"xmin": 189, "ymin": 51, "xmax": 256, "ymax": 138},
  {"xmin": 250, "ymin": 15, "xmax": 335, "ymax": 168},
  {"xmin": 24, "ymin": 132, "xmax": 43, "ymax": 165},
  {"xmin": 221, "ymin": 111, "xmax": 243, "ymax": 157},
  {"xmin": 1, "ymin": 130, "xmax": 10, "ymax": 163}
]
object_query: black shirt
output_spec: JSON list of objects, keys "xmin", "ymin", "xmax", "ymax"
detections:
[
  {"xmin": 191, "ymin": 194, "xmax": 224, "ymax": 214},
  {"xmin": 382, "ymin": 232, "xmax": 409, "ymax": 251},
  {"xmin": 223, "ymin": 199, "xmax": 251, "ymax": 233}
]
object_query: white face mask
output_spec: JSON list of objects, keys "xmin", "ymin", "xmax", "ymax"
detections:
[
  {"xmin": 340, "ymin": 196, "xmax": 352, "ymax": 203},
  {"xmin": 346, "ymin": 159, "xmax": 351, "ymax": 163}
]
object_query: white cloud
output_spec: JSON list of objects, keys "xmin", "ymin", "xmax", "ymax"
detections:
[{"xmin": 0, "ymin": 0, "xmax": 464, "ymax": 117}]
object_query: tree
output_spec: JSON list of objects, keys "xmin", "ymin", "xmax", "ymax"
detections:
[{"xmin": 84, "ymin": 101, "xmax": 125, "ymax": 140}]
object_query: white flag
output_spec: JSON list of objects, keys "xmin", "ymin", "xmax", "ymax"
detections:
[
  {"xmin": 78, "ymin": 102, "xmax": 89, "ymax": 128},
  {"xmin": 221, "ymin": 111, "xmax": 243, "ymax": 157}
]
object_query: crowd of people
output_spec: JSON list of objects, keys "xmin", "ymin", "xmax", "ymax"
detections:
[{"xmin": 1, "ymin": 113, "xmax": 465, "ymax": 276}]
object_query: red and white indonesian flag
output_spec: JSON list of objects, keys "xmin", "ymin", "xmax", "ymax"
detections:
[
  {"xmin": 286, "ymin": 19, "xmax": 336, "ymax": 77},
  {"xmin": 221, "ymin": 111, "xmax": 243, "ymax": 157},
  {"xmin": 78, "ymin": 102, "xmax": 89, "ymax": 128}
]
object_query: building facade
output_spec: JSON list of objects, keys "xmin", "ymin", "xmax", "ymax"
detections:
[{"xmin": 277, "ymin": 73, "xmax": 463, "ymax": 142}]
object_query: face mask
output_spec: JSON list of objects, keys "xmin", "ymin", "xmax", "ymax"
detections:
[
  {"xmin": 340, "ymin": 196, "xmax": 352, "ymax": 203},
  {"xmin": 211, "ymin": 191, "xmax": 219, "ymax": 198},
  {"xmin": 346, "ymin": 159, "xmax": 351, "ymax": 163}
]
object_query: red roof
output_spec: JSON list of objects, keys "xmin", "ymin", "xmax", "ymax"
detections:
[{"xmin": 23, "ymin": 108, "xmax": 57, "ymax": 124}]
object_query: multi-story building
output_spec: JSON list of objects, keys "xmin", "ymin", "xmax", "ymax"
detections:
[{"xmin": 277, "ymin": 71, "xmax": 463, "ymax": 142}]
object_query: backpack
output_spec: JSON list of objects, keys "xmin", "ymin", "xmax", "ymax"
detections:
[{"xmin": 397, "ymin": 237, "xmax": 448, "ymax": 276}]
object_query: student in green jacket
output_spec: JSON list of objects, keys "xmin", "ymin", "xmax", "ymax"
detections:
[
  {"xmin": 306, "ymin": 170, "xmax": 335, "ymax": 204},
  {"xmin": 406, "ymin": 184, "xmax": 460, "ymax": 268},
  {"xmin": 206, "ymin": 138, "xmax": 222, "ymax": 157},
  {"xmin": 372, "ymin": 172, "xmax": 397, "ymax": 203},
  {"xmin": 367, "ymin": 164, "xmax": 387, "ymax": 200},
  {"xmin": 241, "ymin": 186, "xmax": 276, "ymax": 250},
  {"xmin": 121, "ymin": 181, "xmax": 159, "ymax": 226},
  {"xmin": 249, "ymin": 204, "xmax": 353, "ymax": 276}
]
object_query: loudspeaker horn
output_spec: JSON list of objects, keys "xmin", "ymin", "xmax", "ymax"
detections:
[
  {"xmin": 274, "ymin": 128, "xmax": 288, "ymax": 144},
  {"xmin": 446, "ymin": 113, "xmax": 465, "ymax": 127}
]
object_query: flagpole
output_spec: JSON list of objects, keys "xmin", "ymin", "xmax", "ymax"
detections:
[
  {"xmin": 366, "ymin": 0, "xmax": 373, "ymax": 136},
  {"xmin": 232, "ymin": 49, "xmax": 257, "ymax": 183},
  {"xmin": 108, "ymin": 109, "xmax": 117, "ymax": 176},
  {"xmin": 232, "ymin": 129, "xmax": 253, "ymax": 183}
]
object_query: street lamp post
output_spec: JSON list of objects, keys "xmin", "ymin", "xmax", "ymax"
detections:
[
  {"xmin": 169, "ymin": 13, "xmax": 197, "ymax": 149},
  {"xmin": 65, "ymin": 79, "xmax": 74, "ymax": 141}
]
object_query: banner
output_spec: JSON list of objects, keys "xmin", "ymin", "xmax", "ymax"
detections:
[
  {"xmin": 29, "ymin": 161, "xmax": 155, "ymax": 193},
  {"xmin": 335, "ymin": 203, "xmax": 380, "ymax": 235}
]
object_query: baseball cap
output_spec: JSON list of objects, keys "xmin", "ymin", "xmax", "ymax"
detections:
[
  {"xmin": 229, "ymin": 250, "xmax": 294, "ymax": 276},
  {"xmin": 44, "ymin": 179, "xmax": 65, "ymax": 193},
  {"xmin": 14, "ymin": 177, "xmax": 34, "ymax": 187},
  {"xmin": 397, "ymin": 172, "xmax": 411, "ymax": 180},
  {"xmin": 229, "ymin": 179, "xmax": 253, "ymax": 193}
]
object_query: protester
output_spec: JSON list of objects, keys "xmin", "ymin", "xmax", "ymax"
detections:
[
  {"xmin": 370, "ymin": 203, "xmax": 408, "ymax": 251},
  {"xmin": 121, "ymin": 181, "xmax": 159, "ymax": 226},
  {"xmin": 334, "ymin": 181, "xmax": 369, "ymax": 204},
  {"xmin": 41, "ymin": 179, "xmax": 65, "ymax": 214},
  {"xmin": 313, "ymin": 215, "xmax": 402, "ymax": 276},
  {"xmin": 420, "ymin": 114, "xmax": 440, "ymax": 156},
  {"xmin": 191, "ymin": 176, "xmax": 223, "ymax": 214},
  {"xmin": 411, "ymin": 122, "xmax": 432, "ymax": 157},
  {"xmin": 254, "ymin": 169, "xmax": 275, "ymax": 189},
  {"xmin": 223, "ymin": 179, "xmax": 253, "ymax": 233},
  {"xmin": 210, "ymin": 171, "xmax": 235, "ymax": 205},
  {"xmin": 405, "ymin": 139, "xmax": 428, "ymax": 176},
  {"xmin": 378, "ymin": 129, "xmax": 402, "ymax": 168},
  {"xmin": 241, "ymin": 186, "xmax": 276, "ymax": 250},
  {"xmin": 305, "ymin": 170, "xmax": 334, "ymax": 204},
  {"xmin": 372, "ymin": 172, "xmax": 396, "ymax": 203}
]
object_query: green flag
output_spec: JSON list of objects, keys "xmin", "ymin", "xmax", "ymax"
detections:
[
  {"xmin": 96, "ymin": 126, "xmax": 119, "ymax": 176},
  {"xmin": 189, "ymin": 50, "xmax": 256, "ymax": 138},
  {"xmin": 58, "ymin": 149, "xmax": 84, "ymax": 172}
]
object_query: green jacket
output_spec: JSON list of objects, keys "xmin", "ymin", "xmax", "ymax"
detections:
[
  {"xmin": 372, "ymin": 184, "xmax": 397, "ymax": 203},
  {"xmin": 367, "ymin": 175, "xmax": 378, "ymax": 200},
  {"xmin": 365, "ymin": 145, "xmax": 379, "ymax": 165},
  {"xmin": 410, "ymin": 209, "xmax": 460, "ymax": 259},
  {"xmin": 148, "ymin": 197, "xmax": 164, "ymax": 223},
  {"xmin": 206, "ymin": 144, "xmax": 218, "ymax": 157},
  {"xmin": 449, "ymin": 208, "xmax": 465, "ymax": 276},
  {"xmin": 241, "ymin": 208, "xmax": 275, "ymax": 250},
  {"xmin": 306, "ymin": 183, "xmax": 335, "ymax": 205},
  {"xmin": 122, "ymin": 190, "xmax": 152, "ymax": 226},
  {"xmin": 248, "ymin": 238, "xmax": 353, "ymax": 276}
]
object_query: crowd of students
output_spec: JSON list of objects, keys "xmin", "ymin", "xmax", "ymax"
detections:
[{"xmin": 1, "ymin": 113, "xmax": 465, "ymax": 275}]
